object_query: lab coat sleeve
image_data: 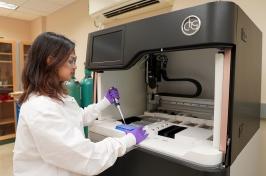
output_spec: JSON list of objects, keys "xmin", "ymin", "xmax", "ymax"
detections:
[
  {"xmin": 27, "ymin": 109, "xmax": 136, "ymax": 176},
  {"xmin": 82, "ymin": 97, "xmax": 110, "ymax": 126}
]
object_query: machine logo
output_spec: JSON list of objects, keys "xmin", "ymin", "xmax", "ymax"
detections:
[{"xmin": 181, "ymin": 15, "xmax": 201, "ymax": 36}]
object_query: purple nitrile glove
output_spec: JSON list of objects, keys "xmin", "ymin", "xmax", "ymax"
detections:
[
  {"xmin": 127, "ymin": 127, "xmax": 148, "ymax": 144},
  {"xmin": 105, "ymin": 87, "xmax": 120, "ymax": 104}
]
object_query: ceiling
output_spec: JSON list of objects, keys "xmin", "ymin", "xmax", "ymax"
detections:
[{"xmin": 0, "ymin": 0, "xmax": 77, "ymax": 21}]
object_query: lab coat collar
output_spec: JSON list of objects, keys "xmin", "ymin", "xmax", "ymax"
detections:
[{"xmin": 28, "ymin": 93, "xmax": 74, "ymax": 103}]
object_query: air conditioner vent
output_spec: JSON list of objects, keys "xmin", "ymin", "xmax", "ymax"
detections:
[
  {"xmin": 103, "ymin": 0, "xmax": 159, "ymax": 18},
  {"xmin": 89, "ymin": 0, "xmax": 174, "ymax": 25}
]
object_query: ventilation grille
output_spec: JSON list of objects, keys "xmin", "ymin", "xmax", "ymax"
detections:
[{"xmin": 103, "ymin": 0, "xmax": 160, "ymax": 18}]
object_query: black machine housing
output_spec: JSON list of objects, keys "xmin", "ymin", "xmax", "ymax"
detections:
[{"xmin": 86, "ymin": 1, "xmax": 262, "ymax": 176}]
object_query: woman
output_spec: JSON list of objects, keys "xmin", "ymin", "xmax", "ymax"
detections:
[{"xmin": 13, "ymin": 32, "xmax": 147, "ymax": 176}]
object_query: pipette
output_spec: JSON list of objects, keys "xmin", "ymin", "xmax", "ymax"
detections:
[{"xmin": 114, "ymin": 98, "xmax": 126, "ymax": 124}]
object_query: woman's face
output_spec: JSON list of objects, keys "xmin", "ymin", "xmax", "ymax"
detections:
[{"xmin": 58, "ymin": 51, "xmax": 77, "ymax": 81}]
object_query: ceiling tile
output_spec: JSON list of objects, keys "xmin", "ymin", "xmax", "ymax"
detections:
[
  {"xmin": 47, "ymin": 0, "xmax": 76, "ymax": 5},
  {"xmin": 22, "ymin": 0, "xmax": 62, "ymax": 13},
  {"xmin": 8, "ymin": 10, "xmax": 38, "ymax": 20},
  {"xmin": 16, "ymin": 6, "xmax": 47, "ymax": 16},
  {"xmin": 0, "ymin": 0, "xmax": 78, "ymax": 21}
]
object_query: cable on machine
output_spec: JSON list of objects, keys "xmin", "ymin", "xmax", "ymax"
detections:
[{"xmin": 156, "ymin": 54, "xmax": 202, "ymax": 98}]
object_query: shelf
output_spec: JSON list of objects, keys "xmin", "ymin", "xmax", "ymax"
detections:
[
  {"xmin": 0, "ymin": 117, "xmax": 15, "ymax": 125},
  {"xmin": 0, "ymin": 87, "xmax": 13, "ymax": 93},
  {"xmin": 0, "ymin": 133, "xmax": 15, "ymax": 141},
  {"xmin": 0, "ymin": 99, "xmax": 14, "ymax": 103},
  {"xmin": 0, "ymin": 52, "xmax": 12, "ymax": 55},
  {"xmin": 0, "ymin": 85, "xmax": 13, "ymax": 87},
  {"xmin": 9, "ymin": 91, "xmax": 23, "ymax": 99},
  {"xmin": 0, "ymin": 60, "xmax": 12, "ymax": 63}
]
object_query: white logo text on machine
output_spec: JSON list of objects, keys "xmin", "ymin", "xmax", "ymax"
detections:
[{"xmin": 181, "ymin": 15, "xmax": 201, "ymax": 36}]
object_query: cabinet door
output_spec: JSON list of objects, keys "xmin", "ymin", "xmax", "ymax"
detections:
[
  {"xmin": 20, "ymin": 42, "xmax": 31, "ymax": 68},
  {"xmin": 0, "ymin": 40, "xmax": 16, "ymax": 142},
  {"xmin": 19, "ymin": 42, "xmax": 31, "ymax": 91}
]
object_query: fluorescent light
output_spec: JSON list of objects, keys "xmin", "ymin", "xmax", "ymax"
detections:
[{"xmin": 0, "ymin": 1, "xmax": 18, "ymax": 10}]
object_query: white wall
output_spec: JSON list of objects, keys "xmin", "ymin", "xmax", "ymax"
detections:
[
  {"xmin": 45, "ymin": 0, "xmax": 97, "ymax": 80},
  {"xmin": 0, "ymin": 16, "xmax": 30, "ymax": 41},
  {"xmin": 30, "ymin": 17, "xmax": 46, "ymax": 41}
]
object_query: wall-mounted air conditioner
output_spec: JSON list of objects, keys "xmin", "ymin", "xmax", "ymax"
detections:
[{"xmin": 89, "ymin": 0, "xmax": 174, "ymax": 25}]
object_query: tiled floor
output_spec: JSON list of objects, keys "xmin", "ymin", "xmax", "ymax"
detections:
[{"xmin": 0, "ymin": 143, "xmax": 13, "ymax": 176}]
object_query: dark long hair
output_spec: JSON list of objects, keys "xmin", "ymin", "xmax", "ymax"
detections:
[{"xmin": 19, "ymin": 32, "xmax": 75, "ymax": 104}]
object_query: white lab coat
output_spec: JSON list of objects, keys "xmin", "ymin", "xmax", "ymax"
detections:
[{"xmin": 13, "ymin": 94, "xmax": 136, "ymax": 176}]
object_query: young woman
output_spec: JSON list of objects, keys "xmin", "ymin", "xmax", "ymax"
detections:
[{"xmin": 13, "ymin": 32, "xmax": 147, "ymax": 176}]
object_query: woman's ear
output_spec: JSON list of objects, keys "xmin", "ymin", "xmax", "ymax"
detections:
[{"xmin": 46, "ymin": 56, "xmax": 53, "ymax": 65}]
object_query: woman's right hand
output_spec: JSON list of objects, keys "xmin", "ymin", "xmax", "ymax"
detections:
[
  {"xmin": 105, "ymin": 87, "xmax": 120, "ymax": 104},
  {"xmin": 127, "ymin": 127, "xmax": 148, "ymax": 144}
]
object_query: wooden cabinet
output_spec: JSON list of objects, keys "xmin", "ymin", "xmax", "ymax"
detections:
[{"xmin": 0, "ymin": 40, "xmax": 16, "ymax": 142}]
